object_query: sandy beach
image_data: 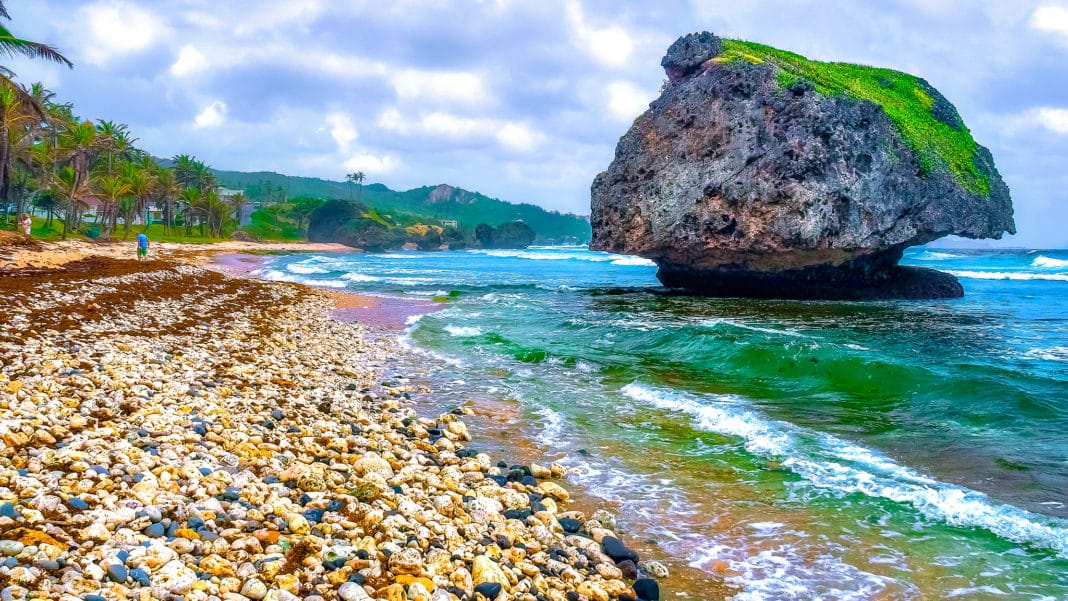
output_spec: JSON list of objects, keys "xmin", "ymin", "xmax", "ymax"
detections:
[{"xmin": 0, "ymin": 240, "xmax": 683, "ymax": 601}]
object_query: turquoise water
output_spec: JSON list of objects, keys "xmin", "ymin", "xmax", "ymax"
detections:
[{"xmin": 261, "ymin": 247, "xmax": 1068, "ymax": 599}]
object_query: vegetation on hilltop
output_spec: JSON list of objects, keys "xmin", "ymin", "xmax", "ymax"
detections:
[
  {"xmin": 207, "ymin": 168, "xmax": 592, "ymax": 245},
  {"xmin": 717, "ymin": 39, "xmax": 990, "ymax": 196}
]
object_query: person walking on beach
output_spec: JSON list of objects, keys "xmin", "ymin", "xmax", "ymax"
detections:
[
  {"xmin": 136, "ymin": 231, "xmax": 149, "ymax": 261},
  {"xmin": 19, "ymin": 213, "xmax": 31, "ymax": 237}
]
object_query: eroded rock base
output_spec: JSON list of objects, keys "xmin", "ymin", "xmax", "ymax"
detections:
[{"xmin": 655, "ymin": 263, "xmax": 964, "ymax": 300}]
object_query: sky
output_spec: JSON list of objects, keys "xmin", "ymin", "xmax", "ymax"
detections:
[{"xmin": 6, "ymin": 1, "xmax": 1068, "ymax": 247}]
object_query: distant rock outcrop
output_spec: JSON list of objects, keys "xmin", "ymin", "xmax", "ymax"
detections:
[
  {"xmin": 590, "ymin": 32, "xmax": 1015, "ymax": 299},
  {"xmin": 474, "ymin": 221, "xmax": 536, "ymax": 249}
]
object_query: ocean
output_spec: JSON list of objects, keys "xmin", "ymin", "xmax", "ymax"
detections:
[{"xmin": 258, "ymin": 247, "xmax": 1068, "ymax": 599}]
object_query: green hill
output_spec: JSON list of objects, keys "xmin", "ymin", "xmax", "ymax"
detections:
[{"xmin": 202, "ymin": 167, "xmax": 592, "ymax": 244}]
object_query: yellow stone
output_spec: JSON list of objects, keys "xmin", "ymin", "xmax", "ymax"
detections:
[
  {"xmin": 288, "ymin": 514, "xmax": 310, "ymax": 535},
  {"xmin": 395, "ymin": 575, "xmax": 435, "ymax": 592},
  {"xmin": 538, "ymin": 482, "xmax": 570, "ymax": 502},
  {"xmin": 471, "ymin": 555, "xmax": 510, "ymax": 591},
  {"xmin": 174, "ymin": 528, "xmax": 201, "ymax": 540},
  {"xmin": 275, "ymin": 573, "xmax": 300, "ymax": 594}
]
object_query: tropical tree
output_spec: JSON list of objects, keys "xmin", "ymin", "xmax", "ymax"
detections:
[
  {"xmin": 54, "ymin": 119, "xmax": 102, "ymax": 238},
  {"xmin": 91, "ymin": 173, "xmax": 129, "ymax": 238},
  {"xmin": 95, "ymin": 120, "xmax": 135, "ymax": 175},
  {"xmin": 179, "ymin": 186, "xmax": 202, "ymax": 235},
  {"xmin": 284, "ymin": 196, "xmax": 324, "ymax": 234},
  {"xmin": 42, "ymin": 165, "xmax": 87, "ymax": 237},
  {"xmin": 0, "ymin": 75, "xmax": 43, "ymax": 218},
  {"xmin": 229, "ymin": 192, "xmax": 247, "ymax": 228},
  {"xmin": 204, "ymin": 189, "xmax": 228, "ymax": 237},
  {"xmin": 153, "ymin": 166, "xmax": 181, "ymax": 232},
  {"xmin": 172, "ymin": 154, "xmax": 199, "ymax": 188},
  {"xmin": 0, "ymin": 1, "xmax": 71, "ymax": 228},
  {"xmin": 345, "ymin": 171, "xmax": 364, "ymax": 203},
  {"xmin": 0, "ymin": 3, "xmax": 73, "ymax": 68},
  {"xmin": 119, "ymin": 161, "xmax": 153, "ymax": 237}
]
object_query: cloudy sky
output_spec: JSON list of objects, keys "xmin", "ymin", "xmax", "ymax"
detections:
[{"xmin": 7, "ymin": 1, "xmax": 1068, "ymax": 247}]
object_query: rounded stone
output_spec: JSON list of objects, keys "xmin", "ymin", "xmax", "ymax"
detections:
[{"xmin": 240, "ymin": 578, "xmax": 268, "ymax": 600}]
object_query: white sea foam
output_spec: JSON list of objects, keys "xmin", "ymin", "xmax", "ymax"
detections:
[
  {"xmin": 574, "ymin": 360, "xmax": 598, "ymax": 373},
  {"xmin": 257, "ymin": 269, "xmax": 347, "ymax": 288},
  {"xmin": 621, "ymin": 383, "xmax": 1068, "ymax": 558},
  {"xmin": 341, "ymin": 273, "xmax": 381, "ymax": 283},
  {"xmin": 467, "ymin": 248, "xmax": 652, "ymax": 266},
  {"xmin": 1023, "ymin": 346, "xmax": 1068, "ymax": 362},
  {"xmin": 948, "ymin": 270, "xmax": 1068, "ymax": 282},
  {"xmin": 444, "ymin": 325, "xmax": 483, "ymax": 338},
  {"xmin": 914, "ymin": 251, "xmax": 962, "ymax": 261},
  {"xmin": 1032, "ymin": 255, "xmax": 1068, "ymax": 269},
  {"xmin": 397, "ymin": 330, "xmax": 465, "ymax": 368},
  {"xmin": 691, "ymin": 543, "xmax": 907, "ymax": 601},
  {"xmin": 470, "ymin": 249, "xmax": 611, "ymax": 262},
  {"xmin": 610, "ymin": 256, "xmax": 657, "ymax": 267},
  {"xmin": 286, "ymin": 263, "xmax": 333, "ymax": 275},
  {"xmin": 700, "ymin": 318, "xmax": 806, "ymax": 338},
  {"xmin": 534, "ymin": 407, "xmax": 565, "ymax": 448}
]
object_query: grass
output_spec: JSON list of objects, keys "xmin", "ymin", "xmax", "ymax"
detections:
[
  {"xmin": 241, "ymin": 209, "xmax": 304, "ymax": 242},
  {"xmin": 717, "ymin": 39, "xmax": 990, "ymax": 196},
  {"xmin": 12, "ymin": 213, "xmax": 304, "ymax": 244}
]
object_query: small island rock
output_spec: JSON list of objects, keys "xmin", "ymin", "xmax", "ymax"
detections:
[{"xmin": 590, "ymin": 32, "xmax": 1015, "ymax": 299}]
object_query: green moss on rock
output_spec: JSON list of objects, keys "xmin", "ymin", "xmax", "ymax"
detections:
[{"xmin": 717, "ymin": 39, "xmax": 989, "ymax": 196}]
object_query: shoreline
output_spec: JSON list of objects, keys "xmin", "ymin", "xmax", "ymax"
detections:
[
  {"xmin": 0, "ymin": 243, "xmax": 699, "ymax": 600},
  {"xmin": 220, "ymin": 249, "xmax": 731, "ymax": 599}
]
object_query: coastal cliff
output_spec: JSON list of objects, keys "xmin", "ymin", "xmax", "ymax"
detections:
[{"xmin": 590, "ymin": 32, "xmax": 1015, "ymax": 299}]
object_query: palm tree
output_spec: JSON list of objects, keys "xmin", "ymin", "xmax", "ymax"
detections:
[
  {"xmin": 120, "ymin": 161, "xmax": 153, "ymax": 237},
  {"xmin": 229, "ymin": 191, "xmax": 247, "ymax": 228},
  {"xmin": 95, "ymin": 120, "xmax": 135, "ymax": 175},
  {"xmin": 204, "ymin": 189, "xmax": 228, "ymax": 237},
  {"xmin": 345, "ymin": 171, "xmax": 364, "ymax": 203},
  {"xmin": 54, "ymin": 119, "xmax": 102, "ymax": 238},
  {"xmin": 179, "ymin": 186, "xmax": 201, "ymax": 235},
  {"xmin": 172, "ymin": 154, "xmax": 198, "ymax": 188},
  {"xmin": 92, "ymin": 173, "xmax": 130, "ymax": 239},
  {"xmin": 0, "ymin": 74, "xmax": 44, "ymax": 223},
  {"xmin": 153, "ymin": 166, "xmax": 181, "ymax": 232},
  {"xmin": 0, "ymin": 3, "xmax": 72, "ymax": 68},
  {"xmin": 42, "ymin": 165, "xmax": 87, "ymax": 237}
]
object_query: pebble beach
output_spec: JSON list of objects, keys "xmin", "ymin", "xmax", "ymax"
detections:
[{"xmin": 0, "ymin": 248, "xmax": 672, "ymax": 601}]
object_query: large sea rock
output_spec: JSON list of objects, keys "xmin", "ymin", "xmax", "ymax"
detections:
[{"xmin": 590, "ymin": 32, "xmax": 1015, "ymax": 299}]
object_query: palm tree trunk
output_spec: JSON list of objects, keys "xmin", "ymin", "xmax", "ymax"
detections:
[{"xmin": 0, "ymin": 121, "xmax": 9, "ymax": 228}]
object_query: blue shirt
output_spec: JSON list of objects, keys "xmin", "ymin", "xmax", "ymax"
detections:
[{"xmin": 137, "ymin": 233, "xmax": 148, "ymax": 249}]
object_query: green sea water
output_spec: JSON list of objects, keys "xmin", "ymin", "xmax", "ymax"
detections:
[{"xmin": 263, "ymin": 247, "xmax": 1068, "ymax": 599}]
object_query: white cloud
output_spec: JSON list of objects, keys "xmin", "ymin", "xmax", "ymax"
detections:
[
  {"xmin": 377, "ymin": 108, "xmax": 542, "ymax": 152},
  {"xmin": 496, "ymin": 122, "xmax": 544, "ymax": 152},
  {"xmin": 1031, "ymin": 107, "xmax": 1068, "ymax": 134},
  {"xmin": 194, "ymin": 101, "xmax": 227, "ymax": 128},
  {"xmin": 606, "ymin": 81, "xmax": 653, "ymax": 122},
  {"xmin": 76, "ymin": 1, "xmax": 167, "ymax": 65},
  {"xmin": 324, "ymin": 112, "xmax": 358, "ymax": 152},
  {"xmin": 565, "ymin": 0, "xmax": 634, "ymax": 68},
  {"xmin": 231, "ymin": 0, "xmax": 326, "ymax": 36},
  {"xmin": 1031, "ymin": 4, "xmax": 1068, "ymax": 41},
  {"xmin": 169, "ymin": 45, "xmax": 208, "ymax": 78},
  {"xmin": 995, "ymin": 107, "xmax": 1068, "ymax": 136},
  {"xmin": 390, "ymin": 70, "xmax": 491, "ymax": 106},
  {"xmin": 343, "ymin": 153, "xmax": 401, "ymax": 174}
]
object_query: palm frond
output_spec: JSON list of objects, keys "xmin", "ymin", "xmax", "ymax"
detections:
[
  {"xmin": 0, "ymin": 3, "xmax": 10, "ymax": 20},
  {"xmin": 0, "ymin": 34, "xmax": 73, "ymax": 68}
]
